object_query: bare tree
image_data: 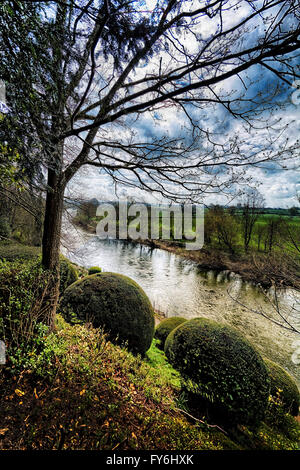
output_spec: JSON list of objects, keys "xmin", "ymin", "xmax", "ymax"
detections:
[
  {"xmin": 264, "ymin": 216, "xmax": 285, "ymax": 253},
  {"xmin": 228, "ymin": 251, "xmax": 300, "ymax": 335},
  {"xmin": 1, "ymin": 0, "xmax": 299, "ymax": 321},
  {"xmin": 206, "ymin": 205, "xmax": 239, "ymax": 254},
  {"xmin": 239, "ymin": 188, "xmax": 265, "ymax": 252}
]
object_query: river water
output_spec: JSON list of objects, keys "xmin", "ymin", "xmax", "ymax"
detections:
[{"xmin": 63, "ymin": 231, "xmax": 300, "ymax": 383}]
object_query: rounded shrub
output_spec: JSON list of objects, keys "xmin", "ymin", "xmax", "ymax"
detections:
[
  {"xmin": 59, "ymin": 256, "xmax": 79, "ymax": 293},
  {"xmin": 165, "ymin": 317, "xmax": 270, "ymax": 425},
  {"xmin": 155, "ymin": 317, "xmax": 187, "ymax": 349},
  {"xmin": 88, "ymin": 266, "xmax": 102, "ymax": 275},
  {"xmin": 60, "ymin": 272, "xmax": 155, "ymax": 355},
  {"xmin": 264, "ymin": 358, "xmax": 300, "ymax": 417}
]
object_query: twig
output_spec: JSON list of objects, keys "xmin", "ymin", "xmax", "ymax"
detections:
[
  {"xmin": 174, "ymin": 407, "xmax": 228, "ymax": 435},
  {"xmin": 227, "ymin": 287, "xmax": 300, "ymax": 335}
]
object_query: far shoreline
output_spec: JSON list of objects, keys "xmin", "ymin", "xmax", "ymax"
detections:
[{"xmin": 72, "ymin": 220, "xmax": 299, "ymax": 291}]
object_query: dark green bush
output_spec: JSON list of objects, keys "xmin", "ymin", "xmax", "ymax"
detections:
[
  {"xmin": 155, "ymin": 317, "xmax": 187, "ymax": 349},
  {"xmin": 0, "ymin": 244, "xmax": 78, "ymax": 293},
  {"xmin": 165, "ymin": 317, "xmax": 270, "ymax": 425},
  {"xmin": 264, "ymin": 358, "xmax": 299, "ymax": 417},
  {"xmin": 59, "ymin": 256, "xmax": 78, "ymax": 293},
  {"xmin": 60, "ymin": 272, "xmax": 155, "ymax": 355},
  {"xmin": 0, "ymin": 217, "xmax": 11, "ymax": 239},
  {"xmin": 0, "ymin": 259, "xmax": 53, "ymax": 371},
  {"xmin": 88, "ymin": 266, "xmax": 102, "ymax": 275}
]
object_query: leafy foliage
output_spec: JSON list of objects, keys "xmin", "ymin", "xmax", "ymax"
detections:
[
  {"xmin": 0, "ymin": 259, "xmax": 54, "ymax": 371},
  {"xmin": 60, "ymin": 272, "xmax": 155, "ymax": 355},
  {"xmin": 0, "ymin": 143, "xmax": 22, "ymax": 187},
  {"xmin": 0, "ymin": 244, "xmax": 78, "ymax": 292},
  {"xmin": 88, "ymin": 266, "xmax": 102, "ymax": 275},
  {"xmin": 165, "ymin": 317, "xmax": 270, "ymax": 425},
  {"xmin": 145, "ymin": 338, "xmax": 181, "ymax": 389},
  {"xmin": 155, "ymin": 316, "xmax": 187, "ymax": 350},
  {"xmin": 264, "ymin": 358, "xmax": 300, "ymax": 417},
  {"xmin": 0, "ymin": 216, "xmax": 11, "ymax": 239}
]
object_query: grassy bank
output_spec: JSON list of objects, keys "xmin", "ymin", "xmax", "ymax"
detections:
[
  {"xmin": 0, "ymin": 316, "xmax": 230, "ymax": 450},
  {"xmin": 0, "ymin": 243, "xmax": 299, "ymax": 451},
  {"xmin": 1, "ymin": 316, "xmax": 299, "ymax": 450}
]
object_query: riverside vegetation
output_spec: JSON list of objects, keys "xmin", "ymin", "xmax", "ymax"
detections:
[
  {"xmin": 0, "ymin": 241, "xmax": 299, "ymax": 450},
  {"xmin": 1, "ymin": 0, "xmax": 300, "ymax": 452},
  {"xmin": 73, "ymin": 200, "xmax": 300, "ymax": 289}
]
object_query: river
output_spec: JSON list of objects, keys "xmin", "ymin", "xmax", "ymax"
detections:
[{"xmin": 63, "ymin": 231, "xmax": 300, "ymax": 384}]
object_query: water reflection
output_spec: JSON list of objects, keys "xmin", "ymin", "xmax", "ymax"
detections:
[{"xmin": 66, "ymin": 237, "xmax": 299, "ymax": 382}]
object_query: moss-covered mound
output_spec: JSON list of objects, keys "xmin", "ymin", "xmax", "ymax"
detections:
[
  {"xmin": 165, "ymin": 317, "xmax": 270, "ymax": 425},
  {"xmin": 60, "ymin": 272, "xmax": 155, "ymax": 355},
  {"xmin": 264, "ymin": 359, "xmax": 300, "ymax": 417},
  {"xmin": 155, "ymin": 317, "xmax": 187, "ymax": 349},
  {"xmin": 59, "ymin": 256, "xmax": 79, "ymax": 293},
  {"xmin": 88, "ymin": 266, "xmax": 102, "ymax": 275}
]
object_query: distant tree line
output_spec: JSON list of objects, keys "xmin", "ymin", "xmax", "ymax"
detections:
[
  {"xmin": 205, "ymin": 205, "xmax": 299, "ymax": 256},
  {"xmin": 73, "ymin": 194, "xmax": 300, "ymax": 259}
]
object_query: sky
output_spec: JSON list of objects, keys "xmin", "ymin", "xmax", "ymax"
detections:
[
  {"xmin": 71, "ymin": 164, "xmax": 300, "ymax": 208},
  {"xmin": 70, "ymin": 88, "xmax": 300, "ymax": 208},
  {"xmin": 68, "ymin": 0, "xmax": 300, "ymax": 209}
]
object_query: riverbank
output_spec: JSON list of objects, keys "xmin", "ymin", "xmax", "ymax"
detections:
[
  {"xmin": 2, "ymin": 239, "xmax": 299, "ymax": 384},
  {"xmin": 1, "ymin": 243, "xmax": 299, "ymax": 450},
  {"xmin": 74, "ymin": 220, "xmax": 299, "ymax": 290},
  {"xmin": 1, "ymin": 315, "xmax": 299, "ymax": 451}
]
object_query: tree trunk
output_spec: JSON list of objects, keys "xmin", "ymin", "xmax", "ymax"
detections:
[{"xmin": 42, "ymin": 167, "xmax": 65, "ymax": 329}]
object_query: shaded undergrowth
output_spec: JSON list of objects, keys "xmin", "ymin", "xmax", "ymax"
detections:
[{"xmin": 1, "ymin": 317, "xmax": 299, "ymax": 451}]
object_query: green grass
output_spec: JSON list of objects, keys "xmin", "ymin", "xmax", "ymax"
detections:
[
  {"xmin": 1, "ymin": 316, "xmax": 299, "ymax": 450},
  {"xmin": 1, "ymin": 244, "xmax": 299, "ymax": 450},
  {"xmin": 145, "ymin": 338, "xmax": 181, "ymax": 389},
  {"xmin": 0, "ymin": 242, "xmax": 41, "ymax": 261}
]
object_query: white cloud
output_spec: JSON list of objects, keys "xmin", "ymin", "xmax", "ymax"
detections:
[{"xmin": 68, "ymin": 2, "xmax": 300, "ymax": 209}]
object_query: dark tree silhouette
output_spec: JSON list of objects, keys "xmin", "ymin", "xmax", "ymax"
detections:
[
  {"xmin": 0, "ymin": 0, "xmax": 299, "ymax": 321},
  {"xmin": 239, "ymin": 188, "xmax": 265, "ymax": 252}
]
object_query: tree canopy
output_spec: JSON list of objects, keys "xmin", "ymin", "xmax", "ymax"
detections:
[
  {"xmin": 0, "ymin": 0, "xmax": 299, "ymax": 200},
  {"xmin": 0, "ymin": 1, "xmax": 299, "ymax": 321}
]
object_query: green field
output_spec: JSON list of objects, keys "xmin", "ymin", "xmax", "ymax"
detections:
[{"xmin": 74, "ymin": 201, "xmax": 300, "ymax": 258}]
